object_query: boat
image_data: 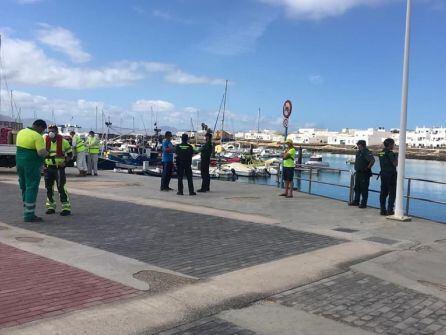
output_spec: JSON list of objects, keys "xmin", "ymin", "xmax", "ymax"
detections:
[
  {"xmin": 304, "ymin": 155, "xmax": 330, "ymax": 168},
  {"xmin": 223, "ymin": 162, "xmax": 256, "ymax": 177}
]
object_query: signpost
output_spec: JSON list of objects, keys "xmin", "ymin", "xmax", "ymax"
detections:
[
  {"xmin": 282, "ymin": 100, "xmax": 292, "ymax": 140},
  {"xmin": 281, "ymin": 100, "xmax": 293, "ymax": 188}
]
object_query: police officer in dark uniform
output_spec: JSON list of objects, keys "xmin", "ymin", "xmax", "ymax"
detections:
[
  {"xmin": 175, "ymin": 134, "xmax": 196, "ymax": 196},
  {"xmin": 197, "ymin": 132, "xmax": 213, "ymax": 193},
  {"xmin": 378, "ymin": 138, "xmax": 398, "ymax": 216},
  {"xmin": 350, "ymin": 140, "xmax": 375, "ymax": 208}
]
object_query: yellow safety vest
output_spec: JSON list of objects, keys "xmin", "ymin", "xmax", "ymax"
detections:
[
  {"xmin": 44, "ymin": 137, "xmax": 72, "ymax": 166},
  {"xmin": 86, "ymin": 136, "xmax": 100, "ymax": 154},
  {"xmin": 73, "ymin": 135, "xmax": 86, "ymax": 153}
]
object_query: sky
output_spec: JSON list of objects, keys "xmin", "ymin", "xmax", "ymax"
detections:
[{"xmin": 0, "ymin": 0, "xmax": 445, "ymax": 133}]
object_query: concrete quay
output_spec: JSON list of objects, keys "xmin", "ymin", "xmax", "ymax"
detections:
[{"xmin": 0, "ymin": 168, "xmax": 445, "ymax": 335}]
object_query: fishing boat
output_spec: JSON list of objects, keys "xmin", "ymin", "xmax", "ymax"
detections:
[
  {"xmin": 223, "ymin": 162, "xmax": 256, "ymax": 177},
  {"xmin": 304, "ymin": 155, "xmax": 330, "ymax": 168}
]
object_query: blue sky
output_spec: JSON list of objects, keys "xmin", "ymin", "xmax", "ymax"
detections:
[{"xmin": 0, "ymin": 0, "xmax": 445, "ymax": 132}]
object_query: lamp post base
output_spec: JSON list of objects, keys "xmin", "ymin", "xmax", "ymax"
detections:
[{"xmin": 386, "ymin": 215, "xmax": 412, "ymax": 222}]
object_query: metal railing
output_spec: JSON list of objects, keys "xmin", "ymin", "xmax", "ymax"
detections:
[{"xmin": 276, "ymin": 164, "xmax": 446, "ymax": 220}]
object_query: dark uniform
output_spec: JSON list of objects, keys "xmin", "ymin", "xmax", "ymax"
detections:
[
  {"xmin": 199, "ymin": 141, "xmax": 213, "ymax": 192},
  {"xmin": 353, "ymin": 148, "xmax": 375, "ymax": 207},
  {"xmin": 379, "ymin": 149, "xmax": 397, "ymax": 214},
  {"xmin": 175, "ymin": 142, "xmax": 195, "ymax": 195}
]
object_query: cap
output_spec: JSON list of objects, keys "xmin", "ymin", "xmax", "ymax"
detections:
[
  {"xmin": 89, "ymin": 130, "xmax": 95, "ymax": 135},
  {"xmin": 165, "ymin": 131, "xmax": 172, "ymax": 137},
  {"xmin": 181, "ymin": 133, "xmax": 189, "ymax": 141},
  {"xmin": 48, "ymin": 124, "xmax": 58, "ymax": 129},
  {"xmin": 285, "ymin": 138, "xmax": 293, "ymax": 145},
  {"xmin": 356, "ymin": 140, "xmax": 366, "ymax": 146}
]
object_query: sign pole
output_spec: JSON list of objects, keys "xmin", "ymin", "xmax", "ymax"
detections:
[
  {"xmin": 281, "ymin": 100, "xmax": 292, "ymax": 189},
  {"xmin": 392, "ymin": 0, "xmax": 412, "ymax": 221}
]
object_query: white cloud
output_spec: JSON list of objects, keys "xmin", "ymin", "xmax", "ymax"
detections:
[
  {"xmin": 309, "ymin": 74, "xmax": 324, "ymax": 85},
  {"xmin": 259, "ymin": 0, "xmax": 387, "ymax": 20},
  {"xmin": 36, "ymin": 24, "xmax": 91, "ymax": 63},
  {"xmin": 0, "ymin": 33, "xmax": 225, "ymax": 89},
  {"xmin": 132, "ymin": 100, "xmax": 175, "ymax": 113}
]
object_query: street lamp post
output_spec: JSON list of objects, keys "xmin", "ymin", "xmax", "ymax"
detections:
[{"xmin": 392, "ymin": 0, "xmax": 412, "ymax": 221}]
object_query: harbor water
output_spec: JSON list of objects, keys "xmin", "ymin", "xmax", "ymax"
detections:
[{"xmin": 236, "ymin": 153, "xmax": 446, "ymax": 224}]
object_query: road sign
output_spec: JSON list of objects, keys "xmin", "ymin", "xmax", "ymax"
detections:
[
  {"xmin": 283, "ymin": 100, "xmax": 292, "ymax": 118},
  {"xmin": 283, "ymin": 118, "xmax": 289, "ymax": 128}
]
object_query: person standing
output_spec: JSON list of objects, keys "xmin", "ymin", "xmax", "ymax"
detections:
[
  {"xmin": 43, "ymin": 125, "xmax": 73, "ymax": 216},
  {"xmin": 350, "ymin": 140, "xmax": 375, "ymax": 208},
  {"xmin": 16, "ymin": 120, "xmax": 48, "ymax": 222},
  {"xmin": 280, "ymin": 139, "xmax": 296, "ymax": 198},
  {"xmin": 378, "ymin": 138, "xmax": 398, "ymax": 216},
  {"xmin": 160, "ymin": 131, "xmax": 174, "ymax": 191},
  {"xmin": 86, "ymin": 131, "xmax": 100, "ymax": 176},
  {"xmin": 197, "ymin": 132, "xmax": 213, "ymax": 193},
  {"xmin": 70, "ymin": 131, "xmax": 87, "ymax": 176},
  {"xmin": 175, "ymin": 134, "xmax": 196, "ymax": 196}
]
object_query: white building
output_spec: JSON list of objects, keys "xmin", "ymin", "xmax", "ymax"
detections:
[
  {"xmin": 327, "ymin": 128, "xmax": 393, "ymax": 146},
  {"xmin": 406, "ymin": 127, "xmax": 446, "ymax": 148}
]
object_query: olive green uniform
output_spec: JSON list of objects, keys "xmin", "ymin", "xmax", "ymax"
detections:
[
  {"xmin": 16, "ymin": 128, "xmax": 45, "ymax": 221},
  {"xmin": 378, "ymin": 149, "xmax": 397, "ymax": 213},
  {"xmin": 175, "ymin": 143, "xmax": 195, "ymax": 195},
  {"xmin": 353, "ymin": 148, "xmax": 375, "ymax": 206}
]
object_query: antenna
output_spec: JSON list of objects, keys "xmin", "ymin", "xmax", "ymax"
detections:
[{"xmin": 95, "ymin": 106, "xmax": 98, "ymax": 132}]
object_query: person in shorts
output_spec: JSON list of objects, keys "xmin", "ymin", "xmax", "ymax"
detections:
[{"xmin": 280, "ymin": 139, "xmax": 296, "ymax": 198}]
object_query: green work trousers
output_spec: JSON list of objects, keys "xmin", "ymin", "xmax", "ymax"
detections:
[{"xmin": 16, "ymin": 148, "xmax": 43, "ymax": 221}]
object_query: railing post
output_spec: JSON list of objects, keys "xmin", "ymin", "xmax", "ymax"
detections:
[
  {"xmin": 308, "ymin": 167, "xmax": 313, "ymax": 194},
  {"xmin": 349, "ymin": 172, "xmax": 355, "ymax": 204},
  {"xmin": 405, "ymin": 178, "xmax": 412, "ymax": 216}
]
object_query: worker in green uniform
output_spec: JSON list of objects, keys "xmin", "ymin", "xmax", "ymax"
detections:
[
  {"xmin": 16, "ymin": 120, "xmax": 48, "ymax": 222},
  {"xmin": 280, "ymin": 139, "xmax": 296, "ymax": 198},
  {"xmin": 378, "ymin": 138, "xmax": 398, "ymax": 216},
  {"xmin": 197, "ymin": 132, "xmax": 213, "ymax": 193},
  {"xmin": 175, "ymin": 134, "xmax": 196, "ymax": 196},
  {"xmin": 43, "ymin": 125, "xmax": 73, "ymax": 216},
  {"xmin": 350, "ymin": 140, "xmax": 375, "ymax": 208}
]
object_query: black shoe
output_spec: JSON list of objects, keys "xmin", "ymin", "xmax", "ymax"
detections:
[
  {"xmin": 358, "ymin": 204, "xmax": 367, "ymax": 209},
  {"xmin": 177, "ymin": 192, "xmax": 184, "ymax": 195},
  {"xmin": 94, "ymin": 173, "xmax": 98, "ymax": 176},
  {"xmin": 24, "ymin": 216, "xmax": 43, "ymax": 223},
  {"xmin": 189, "ymin": 192, "xmax": 197, "ymax": 196},
  {"xmin": 46, "ymin": 209, "xmax": 56, "ymax": 215},
  {"xmin": 166, "ymin": 187, "xmax": 174, "ymax": 191},
  {"xmin": 387, "ymin": 210, "xmax": 395, "ymax": 216},
  {"xmin": 60, "ymin": 210, "xmax": 71, "ymax": 216},
  {"xmin": 380, "ymin": 209, "xmax": 388, "ymax": 216},
  {"xmin": 349, "ymin": 202, "xmax": 360, "ymax": 206},
  {"xmin": 197, "ymin": 189, "xmax": 206, "ymax": 193}
]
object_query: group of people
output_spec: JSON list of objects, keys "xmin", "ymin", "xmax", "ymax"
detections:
[
  {"xmin": 160, "ymin": 131, "xmax": 213, "ymax": 195},
  {"xmin": 350, "ymin": 139, "xmax": 398, "ymax": 216},
  {"xmin": 15, "ymin": 120, "xmax": 101, "ymax": 222}
]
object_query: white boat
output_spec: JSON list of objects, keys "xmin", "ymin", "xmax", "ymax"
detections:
[
  {"xmin": 223, "ymin": 162, "xmax": 256, "ymax": 177},
  {"xmin": 304, "ymin": 155, "xmax": 330, "ymax": 168}
]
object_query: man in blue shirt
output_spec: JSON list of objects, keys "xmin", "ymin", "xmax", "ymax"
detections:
[{"xmin": 160, "ymin": 131, "xmax": 174, "ymax": 191}]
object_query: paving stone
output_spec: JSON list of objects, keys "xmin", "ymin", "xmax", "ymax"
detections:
[
  {"xmin": 272, "ymin": 271, "xmax": 446, "ymax": 335},
  {"xmin": 155, "ymin": 318, "xmax": 256, "ymax": 335},
  {"xmin": 0, "ymin": 183, "xmax": 344, "ymax": 278}
]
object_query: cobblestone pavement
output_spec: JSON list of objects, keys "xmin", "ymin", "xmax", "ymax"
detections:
[
  {"xmin": 273, "ymin": 271, "xmax": 446, "ymax": 335},
  {"xmin": 0, "ymin": 183, "xmax": 343, "ymax": 278},
  {"xmin": 155, "ymin": 317, "xmax": 256, "ymax": 335},
  {"xmin": 0, "ymin": 243, "xmax": 141, "ymax": 329}
]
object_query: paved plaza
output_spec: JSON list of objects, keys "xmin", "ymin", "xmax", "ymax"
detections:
[{"xmin": 0, "ymin": 169, "xmax": 445, "ymax": 335}]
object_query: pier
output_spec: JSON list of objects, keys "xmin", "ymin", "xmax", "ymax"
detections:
[{"xmin": 0, "ymin": 169, "xmax": 446, "ymax": 335}]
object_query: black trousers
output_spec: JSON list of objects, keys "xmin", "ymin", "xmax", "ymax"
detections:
[
  {"xmin": 200, "ymin": 160, "xmax": 210, "ymax": 191},
  {"xmin": 160, "ymin": 162, "xmax": 173, "ymax": 190},
  {"xmin": 380, "ymin": 172, "xmax": 397, "ymax": 211},
  {"xmin": 354, "ymin": 172, "xmax": 370, "ymax": 206},
  {"xmin": 44, "ymin": 166, "xmax": 70, "ymax": 209},
  {"xmin": 177, "ymin": 162, "xmax": 194, "ymax": 194}
]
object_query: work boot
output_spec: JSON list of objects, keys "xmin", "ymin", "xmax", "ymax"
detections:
[
  {"xmin": 348, "ymin": 201, "xmax": 359, "ymax": 206},
  {"xmin": 358, "ymin": 204, "xmax": 367, "ymax": 209},
  {"xmin": 176, "ymin": 192, "xmax": 184, "ymax": 196},
  {"xmin": 380, "ymin": 209, "xmax": 388, "ymax": 216},
  {"xmin": 189, "ymin": 192, "xmax": 197, "ymax": 196},
  {"xmin": 24, "ymin": 215, "xmax": 43, "ymax": 223},
  {"xmin": 46, "ymin": 209, "xmax": 56, "ymax": 215},
  {"xmin": 60, "ymin": 210, "xmax": 71, "ymax": 216},
  {"xmin": 387, "ymin": 209, "xmax": 395, "ymax": 216},
  {"xmin": 197, "ymin": 189, "xmax": 206, "ymax": 193}
]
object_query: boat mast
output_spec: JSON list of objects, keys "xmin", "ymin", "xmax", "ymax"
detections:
[
  {"xmin": 0, "ymin": 35, "xmax": 2, "ymax": 115},
  {"xmin": 257, "ymin": 107, "xmax": 261, "ymax": 145},
  {"xmin": 220, "ymin": 80, "xmax": 228, "ymax": 142}
]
